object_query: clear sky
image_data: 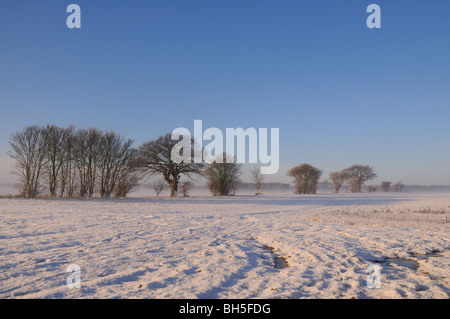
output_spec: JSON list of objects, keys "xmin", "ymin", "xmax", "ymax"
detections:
[{"xmin": 1, "ymin": 0, "xmax": 449, "ymax": 185}]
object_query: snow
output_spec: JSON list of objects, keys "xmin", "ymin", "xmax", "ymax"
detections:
[{"xmin": 0, "ymin": 193, "xmax": 449, "ymax": 299}]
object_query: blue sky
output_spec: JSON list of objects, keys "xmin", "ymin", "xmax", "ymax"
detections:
[{"xmin": 1, "ymin": 1, "xmax": 449, "ymax": 185}]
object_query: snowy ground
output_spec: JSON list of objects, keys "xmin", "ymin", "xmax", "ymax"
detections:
[{"xmin": 0, "ymin": 193, "xmax": 449, "ymax": 299}]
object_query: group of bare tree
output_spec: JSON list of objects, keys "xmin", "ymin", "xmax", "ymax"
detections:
[
  {"xmin": 287, "ymin": 163, "xmax": 377, "ymax": 195},
  {"xmin": 329, "ymin": 167, "xmax": 404, "ymax": 194},
  {"xmin": 8, "ymin": 126, "xmax": 249, "ymax": 199},
  {"xmin": 380, "ymin": 181, "xmax": 391, "ymax": 192},
  {"xmin": 380, "ymin": 181, "xmax": 405, "ymax": 192},
  {"xmin": 133, "ymin": 133, "xmax": 247, "ymax": 197},
  {"xmin": 10, "ymin": 126, "xmax": 396, "ymax": 199},
  {"xmin": 328, "ymin": 165, "xmax": 377, "ymax": 193},
  {"xmin": 285, "ymin": 163, "xmax": 377, "ymax": 194},
  {"xmin": 8, "ymin": 125, "xmax": 139, "ymax": 198}
]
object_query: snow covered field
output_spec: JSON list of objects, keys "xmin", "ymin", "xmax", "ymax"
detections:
[{"xmin": 0, "ymin": 193, "xmax": 449, "ymax": 299}]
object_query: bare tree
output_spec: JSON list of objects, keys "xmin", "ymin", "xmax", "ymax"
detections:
[
  {"xmin": 114, "ymin": 167, "xmax": 140, "ymax": 198},
  {"xmin": 287, "ymin": 163, "xmax": 322, "ymax": 194},
  {"xmin": 58, "ymin": 126, "xmax": 76, "ymax": 198},
  {"xmin": 381, "ymin": 181, "xmax": 391, "ymax": 192},
  {"xmin": 393, "ymin": 181, "xmax": 405, "ymax": 192},
  {"xmin": 85, "ymin": 128, "xmax": 103, "ymax": 197},
  {"xmin": 135, "ymin": 133, "xmax": 203, "ymax": 197},
  {"xmin": 230, "ymin": 178, "xmax": 240, "ymax": 196},
  {"xmin": 205, "ymin": 153, "xmax": 242, "ymax": 196},
  {"xmin": 180, "ymin": 181, "xmax": 194, "ymax": 197},
  {"xmin": 250, "ymin": 166, "xmax": 264, "ymax": 195},
  {"xmin": 152, "ymin": 178, "xmax": 168, "ymax": 198},
  {"xmin": 347, "ymin": 177, "xmax": 360, "ymax": 193},
  {"xmin": 73, "ymin": 128, "xmax": 103, "ymax": 197},
  {"xmin": 113, "ymin": 147, "xmax": 140, "ymax": 198},
  {"xmin": 8, "ymin": 124, "xmax": 141, "ymax": 199},
  {"xmin": 98, "ymin": 131, "xmax": 136, "ymax": 198},
  {"xmin": 367, "ymin": 185, "xmax": 377, "ymax": 192},
  {"xmin": 73, "ymin": 129, "xmax": 89, "ymax": 197},
  {"xmin": 329, "ymin": 170, "xmax": 348, "ymax": 193},
  {"xmin": 343, "ymin": 165, "xmax": 377, "ymax": 193},
  {"xmin": 8, "ymin": 125, "xmax": 48, "ymax": 198},
  {"xmin": 42, "ymin": 125, "xmax": 65, "ymax": 197}
]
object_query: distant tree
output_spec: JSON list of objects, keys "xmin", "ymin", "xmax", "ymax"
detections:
[
  {"xmin": 230, "ymin": 178, "xmax": 240, "ymax": 196},
  {"xmin": 381, "ymin": 181, "xmax": 391, "ymax": 192},
  {"xmin": 179, "ymin": 181, "xmax": 194, "ymax": 197},
  {"xmin": 367, "ymin": 185, "xmax": 377, "ymax": 192},
  {"xmin": 152, "ymin": 178, "xmax": 168, "ymax": 198},
  {"xmin": 250, "ymin": 166, "xmax": 265, "ymax": 195},
  {"xmin": 287, "ymin": 163, "xmax": 322, "ymax": 194},
  {"xmin": 343, "ymin": 165, "xmax": 377, "ymax": 193},
  {"xmin": 347, "ymin": 177, "xmax": 360, "ymax": 193},
  {"xmin": 8, "ymin": 125, "xmax": 48, "ymax": 198},
  {"xmin": 329, "ymin": 170, "xmax": 348, "ymax": 193},
  {"xmin": 136, "ymin": 133, "xmax": 203, "ymax": 197},
  {"xmin": 205, "ymin": 153, "xmax": 242, "ymax": 196},
  {"xmin": 393, "ymin": 181, "xmax": 405, "ymax": 192}
]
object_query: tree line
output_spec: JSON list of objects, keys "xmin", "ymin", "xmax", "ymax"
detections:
[
  {"xmin": 328, "ymin": 167, "xmax": 406, "ymax": 194},
  {"xmin": 8, "ymin": 125, "xmax": 392, "ymax": 199},
  {"xmin": 8, "ymin": 125, "xmax": 138, "ymax": 198},
  {"xmin": 8, "ymin": 125, "xmax": 238, "ymax": 198},
  {"xmin": 287, "ymin": 163, "xmax": 378, "ymax": 195}
]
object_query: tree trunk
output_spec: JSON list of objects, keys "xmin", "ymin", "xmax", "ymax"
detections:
[
  {"xmin": 170, "ymin": 182, "xmax": 177, "ymax": 197},
  {"xmin": 169, "ymin": 174, "xmax": 179, "ymax": 197}
]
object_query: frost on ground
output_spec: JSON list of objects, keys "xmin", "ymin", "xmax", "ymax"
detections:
[{"xmin": 0, "ymin": 193, "xmax": 449, "ymax": 299}]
